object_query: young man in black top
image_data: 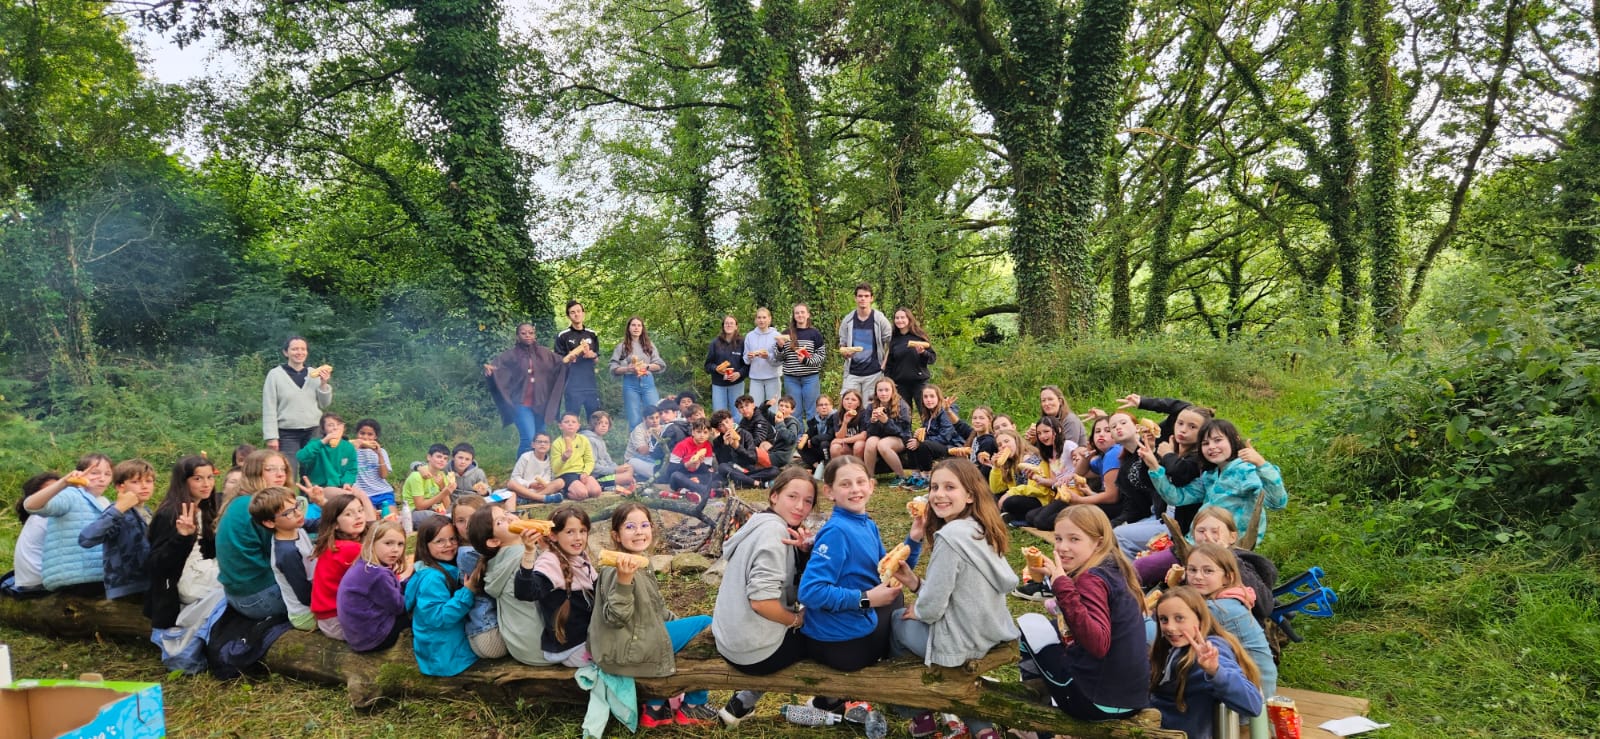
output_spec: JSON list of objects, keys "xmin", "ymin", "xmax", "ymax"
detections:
[{"xmin": 554, "ymin": 300, "xmax": 602, "ymax": 422}]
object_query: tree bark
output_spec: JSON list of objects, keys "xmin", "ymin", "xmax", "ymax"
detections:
[
  {"xmin": 1360, "ymin": 0, "xmax": 1404, "ymax": 346},
  {"xmin": 0, "ymin": 595, "xmax": 1183, "ymax": 738}
]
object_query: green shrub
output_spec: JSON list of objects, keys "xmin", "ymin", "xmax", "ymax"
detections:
[{"xmin": 1308, "ymin": 269, "xmax": 1600, "ymax": 551}]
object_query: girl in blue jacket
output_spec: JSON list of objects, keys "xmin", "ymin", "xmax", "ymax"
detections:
[
  {"xmin": 405, "ymin": 516, "xmax": 479, "ymax": 677},
  {"xmin": 1150, "ymin": 587, "xmax": 1264, "ymax": 739},
  {"xmin": 797, "ymin": 456, "xmax": 921, "ymax": 720}
]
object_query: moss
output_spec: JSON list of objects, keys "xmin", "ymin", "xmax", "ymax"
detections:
[{"xmin": 376, "ymin": 661, "xmax": 424, "ymax": 693}]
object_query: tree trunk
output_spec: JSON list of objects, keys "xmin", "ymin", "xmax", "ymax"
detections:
[
  {"xmin": 1360, "ymin": 0, "xmax": 1404, "ymax": 346},
  {"xmin": 1326, "ymin": 0, "xmax": 1363, "ymax": 341},
  {"xmin": 1555, "ymin": 0, "xmax": 1600, "ymax": 267},
  {"xmin": 1140, "ymin": 24, "xmax": 1213, "ymax": 334},
  {"xmin": 385, "ymin": 0, "xmax": 554, "ymax": 348},
  {"xmin": 707, "ymin": 0, "xmax": 816, "ymax": 303},
  {"xmin": 1054, "ymin": 0, "xmax": 1136, "ymax": 340},
  {"xmin": 0, "ymin": 595, "xmax": 1183, "ymax": 739}
]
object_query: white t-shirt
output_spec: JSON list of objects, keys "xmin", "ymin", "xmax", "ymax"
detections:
[
  {"xmin": 14, "ymin": 515, "xmax": 48, "ymax": 588},
  {"xmin": 509, "ymin": 451, "xmax": 553, "ymax": 485}
]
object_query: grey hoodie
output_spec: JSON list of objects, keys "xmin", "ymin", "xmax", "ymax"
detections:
[
  {"xmin": 910, "ymin": 517, "xmax": 1021, "ymax": 667},
  {"xmin": 713, "ymin": 512, "xmax": 801, "ymax": 666},
  {"xmin": 484, "ymin": 542, "xmax": 554, "ymax": 666}
]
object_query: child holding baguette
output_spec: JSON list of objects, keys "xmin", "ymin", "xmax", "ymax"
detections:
[
  {"xmin": 593, "ymin": 503, "xmax": 717, "ymax": 726},
  {"xmin": 468, "ymin": 509, "xmax": 556, "ymax": 666},
  {"xmin": 515, "ymin": 505, "xmax": 598, "ymax": 666},
  {"xmin": 888, "ymin": 459, "xmax": 1017, "ymax": 739},
  {"xmin": 793, "ymin": 455, "xmax": 922, "ymax": 727}
]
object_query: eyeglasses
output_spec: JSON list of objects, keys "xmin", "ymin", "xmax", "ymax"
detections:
[
  {"xmin": 263, "ymin": 465, "xmax": 289, "ymax": 473},
  {"xmin": 621, "ymin": 522, "xmax": 652, "ymax": 532},
  {"xmin": 276, "ymin": 499, "xmax": 309, "ymax": 518}
]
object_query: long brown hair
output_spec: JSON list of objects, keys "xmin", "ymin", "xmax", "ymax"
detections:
[
  {"xmin": 891, "ymin": 306, "xmax": 928, "ymax": 341},
  {"xmin": 607, "ymin": 502, "xmax": 655, "ymax": 555},
  {"xmin": 924, "ymin": 459, "xmax": 1008, "ymax": 556},
  {"xmin": 465, "ymin": 505, "xmax": 503, "ymax": 586},
  {"xmin": 1054, "ymin": 505, "xmax": 1143, "ymax": 612},
  {"xmin": 154, "ymin": 455, "xmax": 219, "ymax": 543},
  {"xmin": 620, "ymin": 315, "xmax": 655, "ymax": 357},
  {"xmin": 1150, "ymin": 586, "xmax": 1262, "ymax": 711},
  {"xmin": 548, "ymin": 505, "xmax": 593, "ymax": 644},
  {"xmin": 413, "ymin": 515, "xmax": 461, "ymax": 591},
  {"xmin": 916, "ymin": 384, "xmax": 948, "ymax": 426}
]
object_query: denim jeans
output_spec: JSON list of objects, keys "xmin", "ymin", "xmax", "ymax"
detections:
[
  {"xmin": 621, "ymin": 373, "xmax": 660, "ymax": 431},
  {"xmin": 784, "ymin": 373, "xmax": 822, "ymax": 421},
  {"xmin": 711, "ymin": 382, "xmax": 746, "ymax": 422},
  {"xmin": 748, "ymin": 377, "xmax": 781, "ymax": 411},
  {"xmin": 513, "ymin": 404, "xmax": 544, "ymax": 456},
  {"xmin": 227, "ymin": 583, "xmax": 287, "ymax": 620},
  {"xmin": 664, "ymin": 615, "xmax": 713, "ymax": 704},
  {"xmin": 563, "ymin": 383, "xmax": 601, "ymax": 424}
]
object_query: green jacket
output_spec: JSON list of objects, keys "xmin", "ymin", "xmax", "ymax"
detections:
[{"xmin": 592, "ymin": 565, "xmax": 677, "ymax": 677}]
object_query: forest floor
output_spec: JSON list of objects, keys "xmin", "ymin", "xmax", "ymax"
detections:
[{"xmin": 1, "ymin": 344, "xmax": 1595, "ymax": 737}]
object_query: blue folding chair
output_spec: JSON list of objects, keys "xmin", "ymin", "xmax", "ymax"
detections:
[{"xmin": 1272, "ymin": 567, "xmax": 1336, "ymax": 643}]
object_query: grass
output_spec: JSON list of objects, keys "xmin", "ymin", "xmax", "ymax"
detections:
[{"xmin": 2, "ymin": 338, "xmax": 1597, "ymax": 737}]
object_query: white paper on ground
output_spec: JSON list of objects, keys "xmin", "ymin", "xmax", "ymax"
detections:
[{"xmin": 1319, "ymin": 716, "xmax": 1390, "ymax": 736}]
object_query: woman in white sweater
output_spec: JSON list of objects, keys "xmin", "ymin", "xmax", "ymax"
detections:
[{"xmin": 262, "ymin": 336, "xmax": 333, "ymax": 465}]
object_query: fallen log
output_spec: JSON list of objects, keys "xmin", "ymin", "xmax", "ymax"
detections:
[{"xmin": 0, "ymin": 594, "xmax": 1182, "ymax": 738}]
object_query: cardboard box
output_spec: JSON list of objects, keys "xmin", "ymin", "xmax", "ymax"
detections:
[{"xmin": 0, "ymin": 678, "xmax": 165, "ymax": 739}]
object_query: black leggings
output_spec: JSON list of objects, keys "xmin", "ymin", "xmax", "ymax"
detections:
[
  {"xmin": 670, "ymin": 470, "xmax": 714, "ymax": 496},
  {"xmin": 807, "ymin": 599, "xmax": 901, "ymax": 672},
  {"xmin": 907, "ymin": 439, "xmax": 950, "ymax": 471},
  {"xmin": 1002, "ymin": 494, "xmax": 1043, "ymax": 522},
  {"xmin": 719, "ymin": 462, "xmax": 779, "ymax": 489},
  {"xmin": 727, "ymin": 629, "xmax": 811, "ymax": 676}
]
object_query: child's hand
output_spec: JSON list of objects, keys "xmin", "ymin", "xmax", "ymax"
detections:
[
  {"xmin": 483, "ymin": 363, "xmax": 496, "ymax": 376},
  {"xmin": 109, "ymin": 488, "xmax": 138, "ymax": 512},
  {"xmin": 1084, "ymin": 407, "xmax": 1108, "ymax": 422},
  {"xmin": 1137, "ymin": 437, "xmax": 1160, "ymax": 467},
  {"xmin": 906, "ymin": 437, "xmax": 920, "ymax": 450},
  {"xmin": 864, "ymin": 582, "xmax": 901, "ymax": 607},
  {"xmin": 1024, "ymin": 427, "xmax": 1038, "ymax": 443},
  {"xmin": 1238, "ymin": 444, "xmax": 1266, "ymax": 467},
  {"xmin": 463, "ymin": 567, "xmax": 483, "ymax": 593},
  {"xmin": 1165, "ymin": 563, "xmax": 1186, "ymax": 588},
  {"xmin": 174, "ymin": 502, "xmax": 199, "ymax": 537},
  {"xmin": 977, "ymin": 451, "xmax": 992, "ymax": 465},
  {"xmin": 420, "ymin": 466, "xmax": 435, "ymax": 481},
  {"xmin": 1117, "ymin": 393, "xmax": 1141, "ymax": 410},
  {"xmin": 615, "ymin": 554, "xmax": 641, "ymax": 584},
  {"xmin": 1190, "ymin": 627, "xmax": 1220, "ymax": 675},
  {"xmin": 298, "ymin": 477, "xmax": 326, "ymax": 506},
  {"xmin": 781, "ymin": 525, "xmax": 812, "ymax": 551},
  {"xmin": 1157, "ymin": 439, "xmax": 1175, "ymax": 457},
  {"xmin": 892, "ymin": 560, "xmax": 919, "ymax": 592},
  {"xmin": 1028, "ymin": 551, "xmax": 1061, "ymax": 583}
]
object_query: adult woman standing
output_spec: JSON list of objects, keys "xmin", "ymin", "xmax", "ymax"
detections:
[
  {"xmin": 262, "ymin": 336, "xmax": 333, "ymax": 464},
  {"xmin": 485, "ymin": 323, "xmax": 568, "ymax": 455},
  {"xmin": 705, "ymin": 316, "xmax": 748, "ymax": 420},
  {"xmin": 777, "ymin": 303, "xmax": 827, "ymax": 421},
  {"xmin": 610, "ymin": 316, "xmax": 666, "ymax": 431},
  {"xmin": 743, "ymin": 307, "xmax": 783, "ymax": 410}
]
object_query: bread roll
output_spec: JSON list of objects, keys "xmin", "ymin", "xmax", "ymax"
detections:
[
  {"xmin": 599, "ymin": 549, "xmax": 650, "ymax": 569},
  {"xmin": 1023, "ymin": 546, "xmax": 1048, "ymax": 569},
  {"xmin": 878, "ymin": 542, "xmax": 912, "ymax": 586},
  {"xmin": 507, "ymin": 519, "xmax": 553, "ymax": 536},
  {"xmin": 906, "ymin": 498, "xmax": 927, "ymax": 518}
]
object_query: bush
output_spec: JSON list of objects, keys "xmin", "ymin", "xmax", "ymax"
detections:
[{"xmin": 1308, "ymin": 269, "xmax": 1600, "ymax": 551}]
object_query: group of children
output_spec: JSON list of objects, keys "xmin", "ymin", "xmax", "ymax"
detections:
[{"xmin": 5, "ymin": 371, "xmax": 1291, "ymax": 739}]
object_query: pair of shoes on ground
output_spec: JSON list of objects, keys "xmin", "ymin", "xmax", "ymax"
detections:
[
  {"xmin": 891, "ymin": 474, "xmax": 929, "ymax": 490},
  {"xmin": 657, "ymin": 489, "xmax": 703, "ymax": 504},
  {"xmin": 639, "ymin": 700, "xmax": 718, "ymax": 727}
]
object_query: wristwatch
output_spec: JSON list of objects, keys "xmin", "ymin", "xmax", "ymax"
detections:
[{"xmin": 859, "ymin": 593, "xmax": 871, "ymax": 610}]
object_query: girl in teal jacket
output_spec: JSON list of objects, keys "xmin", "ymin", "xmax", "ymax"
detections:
[{"xmin": 405, "ymin": 516, "xmax": 479, "ymax": 676}]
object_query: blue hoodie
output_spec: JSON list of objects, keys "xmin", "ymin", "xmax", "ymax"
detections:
[
  {"xmin": 1152, "ymin": 636, "xmax": 1264, "ymax": 739},
  {"xmin": 405, "ymin": 562, "xmax": 478, "ymax": 677},
  {"xmin": 798, "ymin": 507, "xmax": 920, "ymax": 642}
]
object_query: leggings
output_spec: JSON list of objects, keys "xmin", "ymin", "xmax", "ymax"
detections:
[
  {"xmin": 726, "ymin": 628, "xmax": 811, "ymax": 676},
  {"xmin": 807, "ymin": 599, "xmax": 901, "ymax": 672},
  {"xmin": 1018, "ymin": 613, "xmax": 1141, "ymax": 721},
  {"xmin": 907, "ymin": 439, "xmax": 951, "ymax": 470},
  {"xmin": 670, "ymin": 469, "xmax": 714, "ymax": 496}
]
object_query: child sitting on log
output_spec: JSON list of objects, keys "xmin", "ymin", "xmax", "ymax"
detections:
[
  {"xmin": 23, "ymin": 453, "xmax": 114, "ymax": 597},
  {"xmin": 515, "ymin": 505, "xmax": 597, "ymax": 667},
  {"xmin": 406, "ymin": 515, "xmax": 479, "ymax": 676},
  {"xmin": 78, "ymin": 458, "xmax": 158, "ymax": 601},
  {"xmin": 593, "ymin": 502, "xmax": 717, "ymax": 726}
]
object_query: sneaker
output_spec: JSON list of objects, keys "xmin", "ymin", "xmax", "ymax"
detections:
[
  {"xmin": 684, "ymin": 491, "xmax": 704, "ymax": 504},
  {"xmin": 910, "ymin": 711, "xmax": 939, "ymax": 738},
  {"xmin": 864, "ymin": 708, "xmax": 889, "ymax": 739},
  {"xmin": 639, "ymin": 702, "xmax": 675, "ymax": 728},
  {"xmin": 542, "ymin": 493, "xmax": 565, "ymax": 505},
  {"xmin": 658, "ymin": 489, "xmax": 682, "ymax": 500},
  {"xmin": 1010, "ymin": 581, "xmax": 1051, "ymax": 601},
  {"xmin": 889, "ymin": 476, "xmax": 910, "ymax": 489},
  {"xmin": 719, "ymin": 690, "xmax": 759, "ymax": 727},
  {"xmin": 939, "ymin": 713, "xmax": 971, "ymax": 739},
  {"xmin": 909, "ymin": 475, "xmax": 929, "ymax": 490},
  {"xmin": 810, "ymin": 696, "xmax": 846, "ymax": 713},
  {"xmin": 676, "ymin": 704, "xmax": 719, "ymax": 724}
]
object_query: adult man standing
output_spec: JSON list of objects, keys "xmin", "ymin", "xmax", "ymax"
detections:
[
  {"xmin": 554, "ymin": 300, "xmax": 602, "ymax": 421},
  {"xmin": 484, "ymin": 323, "xmax": 567, "ymax": 455},
  {"xmin": 836, "ymin": 282, "xmax": 891, "ymax": 399}
]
